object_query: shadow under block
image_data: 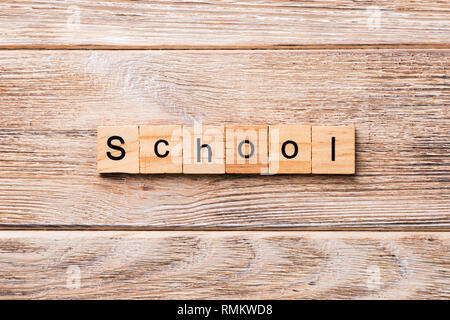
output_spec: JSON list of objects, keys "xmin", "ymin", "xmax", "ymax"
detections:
[
  {"xmin": 139, "ymin": 125, "xmax": 182, "ymax": 174},
  {"xmin": 269, "ymin": 125, "xmax": 311, "ymax": 174},
  {"xmin": 312, "ymin": 126, "xmax": 355, "ymax": 174},
  {"xmin": 183, "ymin": 126, "xmax": 225, "ymax": 174},
  {"xmin": 226, "ymin": 126, "xmax": 269, "ymax": 174},
  {"xmin": 97, "ymin": 126, "xmax": 140, "ymax": 173}
]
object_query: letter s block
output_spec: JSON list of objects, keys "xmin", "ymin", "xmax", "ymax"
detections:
[
  {"xmin": 139, "ymin": 125, "xmax": 182, "ymax": 174},
  {"xmin": 97, "ymin": 126, "xmax": 140, "ymax": 173},
  {"xmin": 312, "ymin": 126, "xmax": 355, "ymax": 174}
]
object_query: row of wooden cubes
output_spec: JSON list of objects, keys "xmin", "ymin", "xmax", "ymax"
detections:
[{"xmin": 98, "ymin": 125, "xmax": 355, "ymax": 174}]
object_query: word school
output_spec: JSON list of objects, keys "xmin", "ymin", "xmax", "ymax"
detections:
[{"xmin": 97, "ymin": 125, "xmax": 355, "ymax": 174}]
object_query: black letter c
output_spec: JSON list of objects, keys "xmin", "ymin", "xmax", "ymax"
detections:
[{"xmin": 154, "ymin": 139, "xmax": 169, "ymax": 158}]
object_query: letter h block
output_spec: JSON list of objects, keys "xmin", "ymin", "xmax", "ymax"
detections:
[{"xmin": 183, "ymin": 125, "xmax": 225, "ymax": 174}]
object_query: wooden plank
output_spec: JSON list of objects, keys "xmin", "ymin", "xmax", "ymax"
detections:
[
  {"xmin": 0, "ymin": 231, "xmax": 448, "ymax": 299},
  {"xmin": 0, "ymin": 49, "xmax": 449, "ymax": 229},
  {"xmin": 0, "ymin": 1, "xmax": 449, "ymax": 48}
]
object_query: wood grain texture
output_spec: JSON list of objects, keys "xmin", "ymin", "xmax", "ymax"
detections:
[
  {"xmin": 0, "ymin": 231, "xmax": 448, "ymax": 299},
  {"xmin": 0, "ymin": 50, "xmax": 449, "ymax": 229},
  {"xmin": 0, "ymin": 0, "xmax": 449, "ymax": 48}
]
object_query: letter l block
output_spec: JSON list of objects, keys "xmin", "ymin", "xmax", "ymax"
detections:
[{"xmin": 312, "ymin": 126, "xmax": 355, "ymax": 174}]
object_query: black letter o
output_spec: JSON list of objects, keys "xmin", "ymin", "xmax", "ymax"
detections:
[
  {"xmin": 281, "ymin": 140, "xmax": 298, "ymax": 159},
  {"xmin": 238, "ymin": 140, "xmax": 255, "ymax": 159}
]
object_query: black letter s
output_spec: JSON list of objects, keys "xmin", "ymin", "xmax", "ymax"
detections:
[{"xmin": 107, "ymin": 136, "xmax": 126, "ymax": 160}]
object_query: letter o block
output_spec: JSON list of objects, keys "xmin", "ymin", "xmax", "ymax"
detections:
[
  {"xmin": 269, "ymin": 125, "xmax": 311, "ymax": 174},
  {"xmin": 97, "ymin": 126, "xmax": 139, "ymax": 173},
  {"xmin": 226, "ymin": 125, "xmax": 268, "ymax": 174}
]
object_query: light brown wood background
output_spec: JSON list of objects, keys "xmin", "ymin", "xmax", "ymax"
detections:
[{"xmin": 0, "ymin": 0, "xmax": 448, "ymax": 299}]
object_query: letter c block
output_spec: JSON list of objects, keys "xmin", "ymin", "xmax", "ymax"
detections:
[{"xmin": 139, "ymin": 125, "xmax": 182, "ymax": 174}]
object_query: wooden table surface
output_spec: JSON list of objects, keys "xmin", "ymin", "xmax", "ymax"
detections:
[{"xmin": 0, "ymin": 0, "xmax": 448, "ymax": 299}]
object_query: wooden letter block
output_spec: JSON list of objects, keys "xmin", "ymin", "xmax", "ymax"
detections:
[
  {"xmin": 312, "ymin": 126, "xmax": 355, "ymax": 174},
  {"xmin": 139, "ymin": 125, "xmax": 182, "ymax": 174},
  {"xmin": 183, "ymin": 125, "xmax": 225, "ymax": 174},
  {"xmin": 269, "ymin": 125, "xmax": 311, "ymax": 174},
  {"xmin": 226, "ymin": 125, "xmax": 268, "ymax": 174},
  {"xmin": 97, "ymin": 126, "xmax": 139, "ymax": 173}
]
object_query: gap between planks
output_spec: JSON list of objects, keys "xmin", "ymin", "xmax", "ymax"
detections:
[
  {"xmin": 0, "ymin": 226, "xmax": 449, "ymax": 232},
  {"xmin": 1, "ymin": 44, "xmax": 450, "ymax": 50}
]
